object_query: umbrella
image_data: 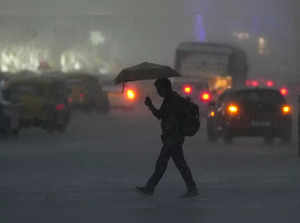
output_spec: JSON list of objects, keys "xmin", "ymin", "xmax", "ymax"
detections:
[{"xmin": 114, "ymin": 62, "xmax": 181, "ymax": 84}]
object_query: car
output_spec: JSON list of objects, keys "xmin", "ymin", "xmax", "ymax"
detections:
[
  {"xmin": 63, "ymin": 72, "xmax": 110, "ymax": 114},
  {"xmin": 206, "ymin": 88, "xmax": 292, "ymax": 144},
  {"xmin": 5, "ymin": 76, "xmax": 71, "ymax": 133}
]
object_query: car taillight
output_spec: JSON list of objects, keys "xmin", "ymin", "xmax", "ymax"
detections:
[
  {"xmin": 281, "ymin": 105, "xmax": 291, "ymax": 115},
  {"xmin": 56, "ymin": 104, "xmax": 65, "ymax": 111},
  {"xmin": 280, "ymin": 88, "xmax": 288, "ymax": 96},
  {"xmin": 227, "ymin": 104, "xmax": 239, "ymax": 115},
  {"xmin": 183, "ymin": 85, "xmax": 192, "ymax": 95},
  {"xmin": 266, "ymin": 80, "xmax": 274, "ymax": 87},
  {"xmin": 245, "ymin": 80, "xmax": 251, "ymax": 87},
  {"xmin": 126, "ymin": 89, "xmax": 136, "ymax": 100},
  {"xmin": 252, "ymin": 80, "xmax": 259, "ymax": 87},
  {"xmin": 200, "ymin": 92, "xmax": 212, "ymax": 102}
]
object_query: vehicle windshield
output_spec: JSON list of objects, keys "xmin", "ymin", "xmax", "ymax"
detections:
[
  {"xmin": 180, "ymin": 53, "xmax": 229, "ymax": 77},
  {"xmin": 13, "ymin": 85, "xmax": 41, "ymax": 96},
  {"xmin": 7, "ymin": 85, "xmax": 42, "ymax": 102}
]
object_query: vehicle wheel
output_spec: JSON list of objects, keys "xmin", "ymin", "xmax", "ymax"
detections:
[
  {"xmin": 207, "ymin": 120, "xmax": 218, "ymax": 142},
  {"xmin": 223, "ymin": 129, "xmax": 233, "ymax": 144}
]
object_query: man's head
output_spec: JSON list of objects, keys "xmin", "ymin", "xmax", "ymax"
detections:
[{"xmin": 154, "ymin": 78, "xmax": 172, "ymax": 98}]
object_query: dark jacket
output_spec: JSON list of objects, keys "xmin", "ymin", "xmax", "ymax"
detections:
[{"xmin": 151, "ymin": 91, "xmax": 185, "ymax": 144}]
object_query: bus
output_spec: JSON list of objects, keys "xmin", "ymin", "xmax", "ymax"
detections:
[
  {"xmin": 174, "ymin": 42, "xmax": 248, "ymax": 92},
  {"xmin": 173, "ymin": 42, "xmax": 248, "ymax": 116}
]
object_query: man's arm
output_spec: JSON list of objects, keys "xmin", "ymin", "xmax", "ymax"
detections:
[
  {"xmin": 145, "ymin": 97, "xmax": 163, "ymax": 119},
  {"xmin": 148, "ymin": 103, "xmax": 163, "ymax": 119}
]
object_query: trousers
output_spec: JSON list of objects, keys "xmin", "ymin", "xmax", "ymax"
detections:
[{"xmin": 146, "ymin": 142, "xmax": 197, "ymax": 191}]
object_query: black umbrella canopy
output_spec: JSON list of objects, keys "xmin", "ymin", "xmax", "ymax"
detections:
[{"xmin": 114, "ymin": 62, "xmax": 181, "ymax": 84}]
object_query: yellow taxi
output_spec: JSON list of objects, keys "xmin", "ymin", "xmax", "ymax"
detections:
[{"xmin": 5, "ymin": 76, "xmax": 71, "ymax": 133}]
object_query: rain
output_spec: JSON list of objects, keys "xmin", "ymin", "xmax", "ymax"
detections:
[{"xmin": 0, "ymin": 0, "xmax": 300, "ymax": 222}]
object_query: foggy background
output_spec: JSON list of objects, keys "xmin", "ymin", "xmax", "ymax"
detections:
[{"xmin": 0, "ymin": 0, "xmax": 298, "ymax": 80}]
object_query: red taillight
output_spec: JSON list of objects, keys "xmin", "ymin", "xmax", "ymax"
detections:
[
  {"xmin": 183, "ymin": 85, "xmax": 192, "ymax": 95},
  {"xmin": 126, "ymin": 89, "xmax": 136, "ymax": 100},
  {"xmin": 56, "ymin": 104, "xmax": 65, "ymax": 111},
  {"xmin": 266, "ymin": 81, "xmax": 274, "ymax": 87},
  {"xmin": 280, "ymin": 87, "xmax": 288, "ymax": 96},
  {"xmin": 245, "ymin": 80, "xmax": 252, "ymax": 87},
  {"xmin": 68, "ymin": 97, "xmax": 73, "ymax": 103},
  {"xmin": 252, "ymin": 80, "xmax": 259, "ymax": 87},
  {"xmin": 200, "ymin": 92, "xmax": 212, "ymax": 102}
]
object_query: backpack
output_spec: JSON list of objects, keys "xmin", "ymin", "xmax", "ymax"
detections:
[{"xmin": 179, "ymin": 96, "xmax": 200, "ymax": 137}]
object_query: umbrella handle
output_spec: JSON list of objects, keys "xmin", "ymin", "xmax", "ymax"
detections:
[{"xmin": 122, "ymin": 82, "xmax": 125, "ymax": 93}]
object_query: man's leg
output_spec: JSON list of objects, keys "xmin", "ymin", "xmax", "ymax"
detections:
[
  {"xmin": 171, "ymin": 144, "xmax": 197, "ymax": 192},
  {"xmin": 145, "ymin": 145, "xmax": 172, "ymax": 191}
]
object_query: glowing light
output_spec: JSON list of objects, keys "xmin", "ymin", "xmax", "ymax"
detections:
[
  {"xmin": 126, "ymin": 89, "xmax": 136, "ymax": 100},
  {"xmin": 258, "ymin": 37, "xmax": 267, "ymax": 55},
  {"xmin": 75, "ymin": 62, "xmax": 81, "ymax": 70},
  {"xmin": 56, "ymin": 104, "xmax": 65, "ymax": 111},
  {"xmin": 90, "ymin": 31, "xmax": 105, "ymax": 46},
  {"xmin": 252, "ymin": 80, "xmax": 259, "ymax": 87},
  {"xmin": 209, "ymin": 111, "xmax": 215, "ymax": 117},
  {"xmin": 280, "ymin": 88, "xmax": 288, "ymax": 96},
  {"xmin": 195, "ymin": 14, "xmax": 206, "ymax": 42},
  {"xmin": 183, "ymin": 85, "xmax": 192, "ymax": 94},
  {"xmin": 227, "ymin": 104, "xmax": 239, "ymax": 115},
  {"xmin": 0, "ymin": 46, "xmax": 49, "ymax": 73},
  {"xmin": 233, "ymin": 32, "xmax": 250, "ymax": 40},
  {"xmin": 266, "ymin": 81, "xmax": 274, "ymax": 87},
  {"xmin": 99, "ymin": 68, "xmax": 109, "ymax": 74},
  {"xmin": 259, "ymin": 37, "xmax": 265, "ymax": 46},
  {"xmin": 201, "ymin": 92, "xmax": 212, "ymax": 102},
  {"xmin": 282, "ymin": 105, "xmax": 291, "ymax": 114},
  {"xmin": 60, "ymin": 51, "xmax": 85, "ymax": 72},
  {"xmin": 245, "ymin": 80, "xmax": 251, "ymax": 86},
  {"xmin": 1, "ymin": 65, "xmax": 8, "ymax": 72}
]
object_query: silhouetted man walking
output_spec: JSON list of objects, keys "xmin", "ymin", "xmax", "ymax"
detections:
[{"xmin": 136, "ymin": 78, "xmax": 198, "ymax": 198}]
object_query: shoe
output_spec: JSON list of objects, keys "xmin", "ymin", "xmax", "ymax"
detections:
[
  {"xmin": 136, "ymin": 186, "xmax": 154, "ymax": 196},
  {"xmin": 180, "ymin": 189, "xmax": 199, "ymax": 198}
]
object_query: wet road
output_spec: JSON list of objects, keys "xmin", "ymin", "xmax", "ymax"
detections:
[{"xmin": 1, "ymin": 109, "xmax": 300, "ymax": 222}]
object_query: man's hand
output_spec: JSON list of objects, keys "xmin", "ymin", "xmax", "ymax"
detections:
[{"xmin": 145, "ymin": 96, "xmax": 153, "ymax": 107}]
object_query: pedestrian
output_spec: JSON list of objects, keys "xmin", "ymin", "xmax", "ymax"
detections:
[
  {"xmin": 136, "ymin": 78, "xmax": 198, "ymax": 198},
  {"xmin": 0, "ymin": 79, "xmax": 10, "ymax": 105}
]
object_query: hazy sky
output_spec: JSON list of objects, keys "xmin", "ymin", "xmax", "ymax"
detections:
[
  {"xmin": 0, "ymin": 0, "xmax": 297, "ymax": 78},
  {"xmin": 0, "ymin": 0, "xmax": 291, "ymax": 15}
]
